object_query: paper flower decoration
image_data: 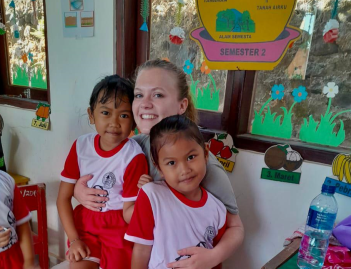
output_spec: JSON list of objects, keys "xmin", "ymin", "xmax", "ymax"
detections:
[
  {"xmin": 323, "ymin": 82, "xmax": 339, "ymax": 98},
  {"xmin": 183, "ymin": 60, "xmax": 194, "ymax": 75},
  {"xmin": 271, "ymin": 84, "xmax": 284, "ymax": 100},
  {"xmin": 0, "ymin": 23, "xmax": 5, "ymax": 35},
  {"xmin": 200, "ymin": 61, "xmax": 211, "ymax": 74},
  {"xmin": 13, "ymin": 24, "xmax": 19, "ymax": 38},
  {"xmin": 28, "ymin": 53, "xmax": 34, "ymax": 62},
  {"xmin": 22, "ymin": 53, "xmax": 28, "ymax": 63},
  {"xmin": 292, "ymin": 86, "xmax": 308, "ymax": 103},
  {"xmin": 323, "ymin": 19, "xmax": 339, "ymax": 43},
  {"xmin": 161, "ymin": 57, "xmax": 170, "ymax": 62},
  {"xmin": 9, "ymin": 0, "xmax": 15, "ymax": 8},
  {"xmin": 169, "ymin": 27, "xmax": 185, "ymax": 45}
]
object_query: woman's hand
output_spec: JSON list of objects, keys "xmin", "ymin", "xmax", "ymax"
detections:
[
  {"xmin": 73, "ymin": 174, "xmax": 108, "ymax": 212},
  {"xmin": 167, "ymin": 247, "xmax": 217, "ymax": 269},
  {"xmin": 138, "ymin": 174, "xmax": 153, "ymax": 189},
  {"xmin": 0, "ymin": 227, "xmax": 10, "ymax": 248},
  {"xmin": 66, "ymin": 240, "xmax": 91, "ymax": 262}
]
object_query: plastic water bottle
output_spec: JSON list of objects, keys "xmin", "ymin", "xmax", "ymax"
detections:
[{"xmin": 297, "ymin": 184, "xmax": 338, "ymax": 269}]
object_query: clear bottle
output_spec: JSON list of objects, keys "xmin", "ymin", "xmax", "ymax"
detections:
[{"xmin": 297, "ymin": 184, "xmax": 338, "ymax": 269}]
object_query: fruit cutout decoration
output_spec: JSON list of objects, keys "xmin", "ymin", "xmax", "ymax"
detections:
[
  {"xmin": 324, "ymin": 153, "xmax": 351, "ymax": 199},
  {"xmin": 261, "ymin": 144, "xmax": 303, "ymax": 185},
  {"xmin": 323, "ymin": 0, "xmax": 339, "ymax": 43},
  {"xmin": 208, "ymin": 133, "xmax": 238, "ymax": 173},
  {"xmin": 31, "ymin": 103, "xmax": 50, "ymax": 130}
]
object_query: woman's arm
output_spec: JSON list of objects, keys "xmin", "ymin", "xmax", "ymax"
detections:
[
  {"xmin": 131, "ymin": 243, "xmax": 152, "ymax": 269},
  {"xmin": 17, "ymin": 221, "xmax": 36, "ymax": 269}
]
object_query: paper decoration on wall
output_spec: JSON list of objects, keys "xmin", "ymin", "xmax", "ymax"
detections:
[
  {"xmin": 169, "ymin": 0, "xmax": 185, "ymax": 45},
  {"xmin": 252, "ymin": 84, "xmax": 308, "ymax": 139},
  {"xmin": 208, "ymin": 133, "xmax": 238, "ymax": 173},
  {"xmin": 323, "ymin": 153, "xmax": 351, "ymax": 198},
  {"xmin": 31, "ymin": 103, "xmax": 50, "ymax": 130},
  {"xmin": 287, "ymin": 5, "xmax": 316, "ymax": 80},
  {"xmin": 140, "ymin": 0, "xmax": 149, "ymax": 32},
  {"xmin": 0, "ymin": 23, "xmax": 5, "ymax": 35},
  {"xmin": 261, "ymin": 144, "xmax": 302, "ymax": 184},
  {"xmin": 61, "ymin": 0, "xmax": 94, "ymax": 38},
  {"xmin": 190, "ymin": 0, "xmax": 301, "ymax": 70},
  {"xmin": 300, "ymin": 82, "xmax": 351, "ymax": 147},
  {"xmin": 9, "ymin": 1, "xmax": 19, "ymax": 39},
  {"xmin": 184, "ymin": 59, "xmax": 220, "ymax": 111},
  {"xmin": 323, "ymin": 0, "xmax": 339, "ymax": 43}
]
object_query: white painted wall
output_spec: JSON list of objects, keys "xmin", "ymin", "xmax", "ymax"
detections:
[{"xmin": 0, "ymin": 1, "xmax": 350, "ymax": 268}]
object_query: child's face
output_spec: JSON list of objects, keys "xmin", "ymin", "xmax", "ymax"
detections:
[
  {"xmin": 157, "ymin": 137, "xmax": 208, "ymax": 199},
  {"xmin": 88, "ymin": 93, "xmax": 134, "ymax": 151},
  {"xmin": 133, "ymin": 68, "xmax": 188, "ymax": 135}
]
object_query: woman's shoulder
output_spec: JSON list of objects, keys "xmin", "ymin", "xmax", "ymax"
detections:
[{"xmin": 130, "ymin": 134, "xmax": 150, "ymax": 147}]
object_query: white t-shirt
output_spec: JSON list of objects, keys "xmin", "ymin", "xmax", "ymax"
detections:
[
  {"xmin": 60, "ymin": 133, "xmax": 148, "ymax": 212},
  {"xmin": 125, "ymin": 181, "xmax": 227, "ymax": 269},
  {"xmin": 0, "ymin": 171, "xmax": 31, "ymax": 252}
]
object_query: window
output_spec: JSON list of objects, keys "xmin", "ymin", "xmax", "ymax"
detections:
[
  {"xmin": 230, "ymin": 0, "xmax": 351, "ymax": 164},
  {"xmin": 0, "ymin": 0, "xmax": 50, "ymax": 109}
]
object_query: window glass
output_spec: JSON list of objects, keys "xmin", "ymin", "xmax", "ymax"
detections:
[
  {"xmin": 3, "ymin": 0, "xmax": 48, "ymax": 90},
  {"xmin": 249, "ymin": 0, "xmax": 351, "ymax": 149},
  {"xmin": 150, "ymin": 0, "xmax": 228, "ymax": 112}
]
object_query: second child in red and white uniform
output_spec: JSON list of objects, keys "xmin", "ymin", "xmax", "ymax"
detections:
[
  {"xmin": 125, "ymin": 115, "xmax": 228, "ymax": 269},
  {"xmin": 57, "ymin": 75, "xmax": 148, "ymax": 269}
]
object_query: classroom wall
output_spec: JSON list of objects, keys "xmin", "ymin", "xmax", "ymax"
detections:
[{"xmin": 0, "ymin": 1, "xmax": 350, "ymax": 268}]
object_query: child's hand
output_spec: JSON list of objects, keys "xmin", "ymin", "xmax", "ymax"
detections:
[
  {"xmin": 138, "ymin": 174, "xmax": 153, "ymax": 188},
  {"xmin": 66, "ymin": 239, "xmax": 91, "ymax": 262},
  {"xmin": 0, "ymin": 227, "xmax": 10, "ymax": 248}
]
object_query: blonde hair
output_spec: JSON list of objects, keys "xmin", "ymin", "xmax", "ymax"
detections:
[{"xmin": 135, "ymin": 59, "xmax": 198, "ymax": 123}]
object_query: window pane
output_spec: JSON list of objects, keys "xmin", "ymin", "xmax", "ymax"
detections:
[
  {"xmin": 3, "ymin": 0, "xmax": 48, "ymax": 90},
  {"xmin": 150, "ymin": 0, "xmax": 227, "ymax": 112},
  {"xmin": 248, "ymin": 0, "xmax": 351, "ymax": 149}
]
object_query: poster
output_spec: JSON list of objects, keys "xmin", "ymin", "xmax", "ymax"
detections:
[
  {"xmin": 61, "ymin": 0, "xmax": 94, "ymax": 38},
  {"xmin": 190, "ymin": 0, "xmax": 302, "ymax": 70}
]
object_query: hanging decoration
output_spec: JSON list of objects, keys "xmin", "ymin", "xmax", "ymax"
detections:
[
  {"xmin": 21, "ymin": 53, "xmax": 28, "ymax": 64},
  {"xmin": 323, "ymin": 0, "xmax": 339, "ymax": 43},
  {"xmin": 9, "ymin": 0, "xmax": 19, "ymax": 39},
  {"xmin": 140, "ymin": 0, "xmax": 149, "ymax": 32},
  {"xmin": 323, "ymin": 153, "xmax": 351, "ymax": 198},
  {"xmin": 208, "ymin": 133, "xmax": 238, "ymax": 173},
  {"xmin": 31, "ymin": 0, "xmax": 38, "ymax": 25},
  {"xmin": 0, "ymin": 23, "xmax": 5, "ymax": 36},
  {"xmin": 28, "ymin": 52, "xmax": 34, "ymax": 62},
  {"xmin": 189, "ymin": 0, "xmax": 301, "ymax": 70},
  {"xmin": 31, "ymin": 103, "xmax": 51, "ymax": 130},
  {"xmin": 169, "ymin": 0, "xmax": 185, "ymax": 45},
  {"xmin": 261, "ymin": 144, "xmax": 303, "ymax": 184}
]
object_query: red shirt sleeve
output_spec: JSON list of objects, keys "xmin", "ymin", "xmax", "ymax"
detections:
[
  {"xmin": 125, "ymin": 189, "xmax": 154, "ymax": 245},
  {"xmin": 13, "ymin": 186, "xmax": 31, "ymax": 226},
  {"xmin": 122, "ymin": 153, "xmax": 148, "ymax": 200},
  {"xmin": 60, "ymin": 140, "xmax": 80, "ymax": 182}
]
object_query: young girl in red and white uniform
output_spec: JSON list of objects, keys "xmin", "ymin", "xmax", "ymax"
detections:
[
  {"xmin": 125, "ymin": 115, "xmax": 227, "ymax": 269},
  {"xmin": 57, "ymin": 75, "xmax": 148, "ymax": 269},
  {"xmin": 0, "ymin": 171, "xmax": 38, "ymax": 269}
]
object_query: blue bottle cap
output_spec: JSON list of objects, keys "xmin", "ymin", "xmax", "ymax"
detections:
[{"xmin": 322, "ymin": 184, "xmax": 336, "ymax": 194}]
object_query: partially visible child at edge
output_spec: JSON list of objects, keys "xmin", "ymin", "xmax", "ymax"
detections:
[
  {"xmin": 125, "ymin": 115, "xmax": 227, "ymax": 269},
  {"xmin": 0, "ymin": 171, "xmax": 39, "ymax": 269},
  {"xmin": 74, "ymin": 59, "xmax": 244, "ymax": 269},
  {"xmin": 56, "ymin": 75, "xmax": 148, "ymax": 269}
]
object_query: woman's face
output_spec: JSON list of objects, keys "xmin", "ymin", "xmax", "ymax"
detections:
[{"xmin": 133, "ymin": 68, "xmax": 188, "ymax": 134}]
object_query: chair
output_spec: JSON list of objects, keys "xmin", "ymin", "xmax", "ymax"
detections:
[{"xmin": 19, "ymin": 183, "xmax": 49, "ymax": 269}]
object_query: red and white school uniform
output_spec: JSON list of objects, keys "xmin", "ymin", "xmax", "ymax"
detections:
[
  {"xmin": 60, "ymin": 133, "xmax": 148, "ymax": 269},
  {"xmin": 0, "ymin": 171, "xmax": 31, "ymax": 269},
  {"xmin": 125, "ymin": 181, "xmax": 227, "ymax": 269}
]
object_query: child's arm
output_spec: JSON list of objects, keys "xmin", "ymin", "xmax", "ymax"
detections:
[
  {"xmin": 57, "ymin": 181, "xmax": 90, "ymax": 262},
  {"xmin": 17, "ymin": 221, "xmax": 36, "ymax": 269},
  {"xmin": 123, "ymin": 201, "xmax": 135, "ymax": 223},
  {"xmin": 131, "ymin": 243, "xmax": 152, "ymax": 269},
  {"xmin": 0, "ymin": 227, "xmax": 10, "ymax": 248}
]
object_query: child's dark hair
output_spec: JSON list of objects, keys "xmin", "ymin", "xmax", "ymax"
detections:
[
  {"xmin": 89, "ymin": 74, "xmax": 134, "ymax": 113},
  {"xmin": 150, "ymin": 115, "xmax": 205, "ymax": 167}
]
